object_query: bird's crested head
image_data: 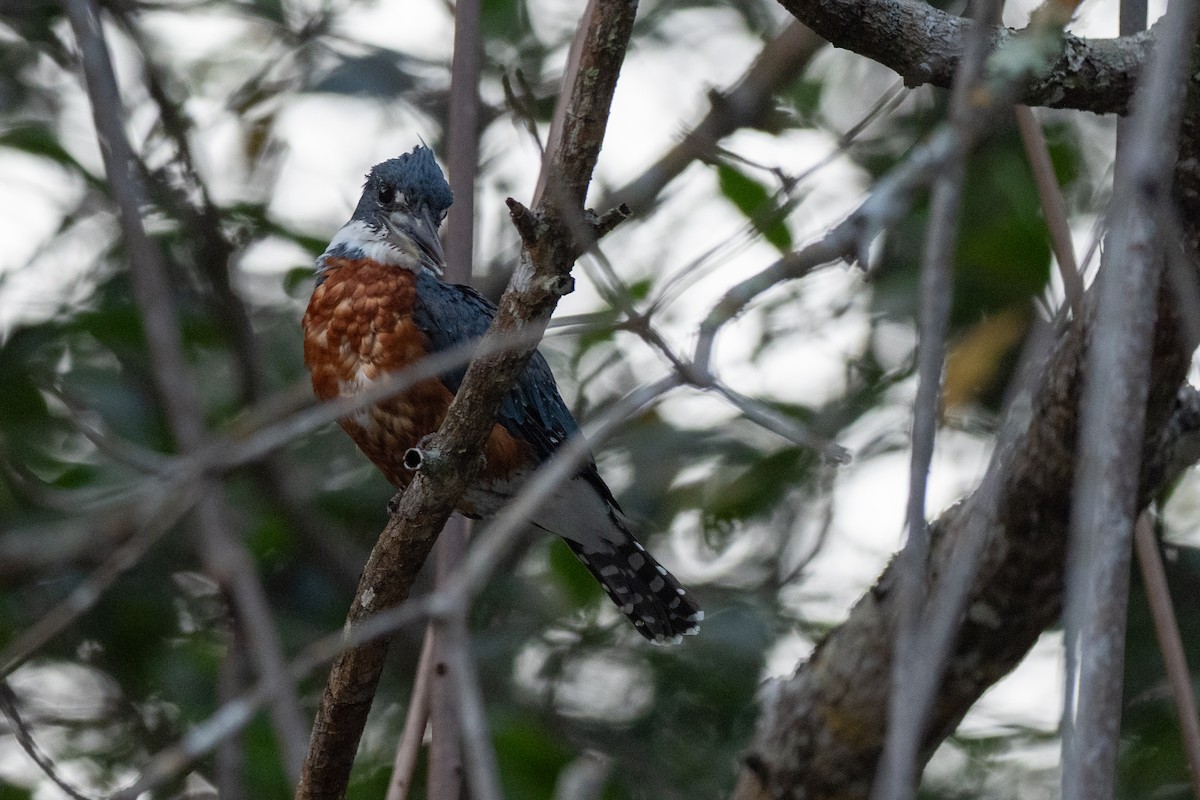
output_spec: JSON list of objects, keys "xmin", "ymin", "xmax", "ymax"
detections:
[{"xmin": 318, "ymin": 145, "xmax": 454, "ymax": 277}]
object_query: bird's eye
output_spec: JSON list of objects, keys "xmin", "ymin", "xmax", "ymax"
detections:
[{"xmin": 377, "ymin": 185, "xmax": 396, "ymax": 205}]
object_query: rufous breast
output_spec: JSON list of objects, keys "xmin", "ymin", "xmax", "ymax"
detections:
[{"xmin": 302, "ymin": 257, "xmax": 452, "ymax": 489}]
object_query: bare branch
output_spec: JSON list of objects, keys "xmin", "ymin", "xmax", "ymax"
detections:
[
  {"xmin": 63, "ymin": 0, "xmax": 307, "ymax": 777},
  {"xmin": 692, "ymin": 10, "xmax": 1073, "ymax": 473},
  {"xmin": 1062, "ymin": 0, "xmax": 1200, "ymax": 793},
  {"xmin": 533, "ymin": 0, "xmax": 638, "ymax": 210},
  {"xmin": 217, "ymin": 630, "xmax": 250, "ymax": 800},
  {"xmin": 732, "ymin": 7, "xmax": 1200, "ymax": 792},
  {"xmin": 429, "ymin": 517, "xmax": 469, "ymax": 800},
  {"xmin": 443, "ymin": 618, "xmax": 503, "ymax": 800},
  {"xmin": 875, "ymin": 0, "xmax": 997, "ymax": 795},
  {"xmin": 385, "ymin": 627, "xmax": 435, "ymax": 800},
  {"xmin": 1014, "ymin": 105, "xmax": 1086, "ymax": 317},
  {"xmin": 425, "ymin": 0, "xmax": 486, "ymax": 789},
  {"xmin": 697, "ymin": 75, "xmax": 1035, "ymax": 368},
  {"xmin": 0, "ymin": 680, "xmax": 97, "ymax": 800},
  {"xmin": 711, "ymin": 382, "xmax": 847, "ymax": 459},
  {"xmin": 0, "ymin": 485, "xmax": 205, "ymax": 677},
  {"xmin": 445, "ymin": 0, "xmax": 482, "ymax": 283},
  {"xmin": 733, "ymin": 303, "xmax": 1195, "ymax": 799}
]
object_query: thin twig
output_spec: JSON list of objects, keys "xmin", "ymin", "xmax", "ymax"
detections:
[
  {"xmin": 385, "ymin": 626, "xmax": 436, "ymax": 800},
  {"xmin": 873, "ymin": 0, "xmax": 997, "ymax": 796},
  {"xmin": 445, "ymin": 0, "xmax": 481, "ymax": 281},
  {"xmin": 1014, "ymin": 104, "xmax": 1086, "ymax": 317},
  {"xmin": 4, "ymin": 328, "xmax": 552, "ymax": 601},
  {"xmin": 0, "ymin": 483, "xmax": 206, "ymax": 677},
  {"xmin": 0, "ymin": 680, "xmax": 97, "ymax": 800},
  {"xmin": 711, "ymin": 382, "xmax": 847, "ymax": 460},
  {"xmin": 113, "ymin": 6, "xmax": 367, "ymax": 592},
  {"xmin": 444, "ymin": 618, "xmax": 503, "ymax": 800},
  {"xmin": 1132, "ymin": 512, "xmax": 1200, "ymax": 798},
  {"xmin": 430, "ymin": 516, "xmax": 468, "ymax": 800},
  {"xmin": 645, "ymin": 79, "xmax": 906, "ymax": 318},
  {"xmin": 602, "ymin": 20, "xmax": 824, "ymax": 216},
  {"xmin": 427, "ymin": 0, "xmax": 485, "ymax": 789},
  {"xmin": 217, "ymin": 629, "xmax": 250, "ymax": 800},
  {"xmin": 692, "ymin": 3, "xmax": 1070, "ymax": 384}
]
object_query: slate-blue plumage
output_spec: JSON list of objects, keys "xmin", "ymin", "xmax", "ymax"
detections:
[{"xmin": 303, "ymin": 146, "xmax": 702, "ymax": 643}]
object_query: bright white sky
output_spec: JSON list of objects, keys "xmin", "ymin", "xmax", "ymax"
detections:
[{"xmin": 0, "ymin": 0, "xmax": 1186, "ymax": 794}]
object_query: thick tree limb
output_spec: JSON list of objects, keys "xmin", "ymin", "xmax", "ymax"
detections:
[
  {"xmin": 730, "ymin": 16, "xmax": 1200, "ymax": 800},
  {"xmin": 294, "ymin": 0, "xmax": 639, "ymax": 797},
  {"xmin": 727, "ymin": 1, "xmax": 1200, "ymax": 796},
  {"xmin": 777, "ymin": 0, "xmax": 1150, "ymax": 114},
  {"xmin": 733, "ymin": 278, "xmax": 1195, "ymax": 799}
]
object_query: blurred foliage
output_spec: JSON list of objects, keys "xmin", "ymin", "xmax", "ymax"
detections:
[
  {"xmin": 0, "ymin": 0, "xmax": 1193, "ymax": 798},
  {"xmin": 716, "ymin": 162, "xmax": 794, "ymax": 253}
]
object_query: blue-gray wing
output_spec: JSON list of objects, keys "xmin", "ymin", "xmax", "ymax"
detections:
[{"xmin": 411, "ymin": 271, "xmax": 582, "ymax": 463}]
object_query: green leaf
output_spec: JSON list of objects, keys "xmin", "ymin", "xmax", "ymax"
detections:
[
  {"xmin": 548, "ymin": 538, "xmax": 605, "ymax": 607},
  {"xmin": 716, "ymin": 163, "xmax": 793, "ymax": 253},
  {"xmin": 786, "ymin": 77, "xmax": 825, "ymax": 126},
  {"xmin": 627, "ymin": 277, "xmax": 653, "ymax": 301},
  {"xmin": 309, "ymin": 52, "xmax": 417, "ymax": 98},
  {"xmin": 0, "ymin": 782, "xmax": 33, "ymax": 800},
  {"xmin": 0, "ymin": 342, "xmax": 48, "ymax": 426},
  {"xmin": 0, "ymin": 125, "xmax": 97, "ymax": 185},
  {"xmin": 495, "ymin": 719, "xmax": 573, "ymax": 800},
  {"xmin": 706, "ymin": 446, "xmax": 814, "ymax": 525},
  {"xmin": 869, "ymin": 129, "xmax": 1053, "ymax": 334}
]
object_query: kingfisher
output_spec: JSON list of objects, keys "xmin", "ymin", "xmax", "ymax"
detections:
[{"xmin": 302, "ymin": 145, "xmax": 702, "ymax": 643}]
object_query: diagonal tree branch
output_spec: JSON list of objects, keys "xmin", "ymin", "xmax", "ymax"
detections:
[
  {"xmin": 732, "ymin": 286, "xmax": 1196, "ymax": 799},
  {"xmin": 1132, "ymin": 513, "xmax": 1200, "ymax": 796},
  {"xmin": 294, "ymin": 0, "xmax": 640, "ymax": 797},
  {"xmin": 729, "ymin": 2, "xmax": 1200, "ymax": 797},
  {"xmin": 385, "ymin": 626, "xmax": 435, "ymax": 800},
  {"xmin": 63, "ymin": 0, "xmax": 309, "ymax": 779},
  {"xmin": 114, "ymin": 376, "xmax": 679, "ymax": 800}
]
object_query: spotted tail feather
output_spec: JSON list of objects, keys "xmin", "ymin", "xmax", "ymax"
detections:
[{"xmin": 566, "ymin": 538, "xmax": 702, "ymax": 644}]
